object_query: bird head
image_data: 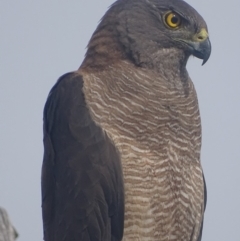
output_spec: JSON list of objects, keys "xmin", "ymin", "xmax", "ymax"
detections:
[
  {"xmin": 84, "ymin": 0, "xmax": 211, "ymax": 69},
  {"xmin": 152, "ymin": 0, "xmax": 211, "ymax": 65}
]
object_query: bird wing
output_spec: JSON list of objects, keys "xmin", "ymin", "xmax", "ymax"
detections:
[{"xmin": 41, "ymin": 72, "xmax": 124, "ymax": 241}]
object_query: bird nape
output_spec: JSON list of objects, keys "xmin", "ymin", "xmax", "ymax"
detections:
[{"xmin": 41, "ymin": 0, "xmax": 211, "ymax": 241}]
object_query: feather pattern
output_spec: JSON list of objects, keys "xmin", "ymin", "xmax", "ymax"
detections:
[
  {"xmin": 82, "ymin": 60, "xmax": 205, "ymax": 241},
  {"xmin": 42, "ymin": 73, "xmax": 124, "ymax": 241},
  {"xmin": 42, "ymin": 0, "xmax": 210, "ymax": 240}
]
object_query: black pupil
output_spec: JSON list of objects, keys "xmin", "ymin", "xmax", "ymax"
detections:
[{"xmin": 171, "ymin": 15, "xmax": 179, "ymax": 24}]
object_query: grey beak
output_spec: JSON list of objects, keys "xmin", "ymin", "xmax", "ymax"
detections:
[{"xmin": 191, "ymin": 38, "xmax": 211, "ymax": 65}]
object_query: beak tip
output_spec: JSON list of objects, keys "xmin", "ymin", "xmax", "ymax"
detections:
[
  {"xmin": 202, "ymin": 58, "xmax": 208, "ymax": 66},
  {"xmin": 192, "ymin": 38, "xmax": 211, "ymax": 66}
]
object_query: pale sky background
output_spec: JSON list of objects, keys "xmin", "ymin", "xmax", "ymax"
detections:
[{"xmin": 0, "ymin": 0, "xmax": 239, "ymax": 240}]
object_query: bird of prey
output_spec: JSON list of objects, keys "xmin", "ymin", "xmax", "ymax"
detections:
[{"xmin": 41, "ymin": 0, "xmax": 211, "ymax": 240}]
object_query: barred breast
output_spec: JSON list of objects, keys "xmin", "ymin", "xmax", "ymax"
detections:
[{"xmin": 81, "ymin": 61, "xmax": 204, "ymax": 241}]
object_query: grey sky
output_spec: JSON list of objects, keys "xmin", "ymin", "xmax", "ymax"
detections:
[{"xmin": 0, "ymin": 0, "xmax": 239, "ymax": 240}]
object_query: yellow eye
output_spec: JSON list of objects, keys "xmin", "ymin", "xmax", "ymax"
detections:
[{"xmin": 165, "ymin": 12, "xmax": 181, "ymax": 28}]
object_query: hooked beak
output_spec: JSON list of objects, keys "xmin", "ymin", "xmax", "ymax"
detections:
[
  {"xmin": 177, "ymin": 28, "xmax": 211, "ymax": 65},
  {"xmin": 191, "ymin": 37, "xmax": 211, "ymax": 65}
]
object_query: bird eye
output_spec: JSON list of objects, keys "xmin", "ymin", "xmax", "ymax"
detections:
[{"xmin": 165, "ymin": 12, "xmax": 181, "ymax": 29}]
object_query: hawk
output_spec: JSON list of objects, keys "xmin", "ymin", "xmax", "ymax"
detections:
[{"xmin": 41, "ymin": 0, "xmax": 211, "ymax": 240}]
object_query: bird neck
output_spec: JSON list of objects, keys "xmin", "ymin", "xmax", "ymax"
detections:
[
  {"xmin": 81, "ymin": 23, "xmax": 190, "ymax": 91},
  {"xmin": 80, "ymin": 24, "xmax": 127, "ymax": 70},
  {"xmin": 126, "ymin": 44, "xmax": 191, "ymax": 92},
  {"xmin": 149, "ymin": 47, "xmax": 190, "ymax": 85}
]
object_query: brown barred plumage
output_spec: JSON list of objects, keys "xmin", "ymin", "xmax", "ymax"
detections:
[
  {"xmin": 82, "ymin": 60, "xmax": 204, "ymax": 241},
  {"xmin": 42, "ymin": 0, "xmax": 211, "ymax": 240}
]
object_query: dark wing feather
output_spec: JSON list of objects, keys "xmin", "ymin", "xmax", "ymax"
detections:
[
  {"xmin": 197, "ymin": 174, "xmax": 207, "ymax": 241},
  {"xmin": 41, "ymin": 73, "xmax": 124, "ymax": 241}
]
